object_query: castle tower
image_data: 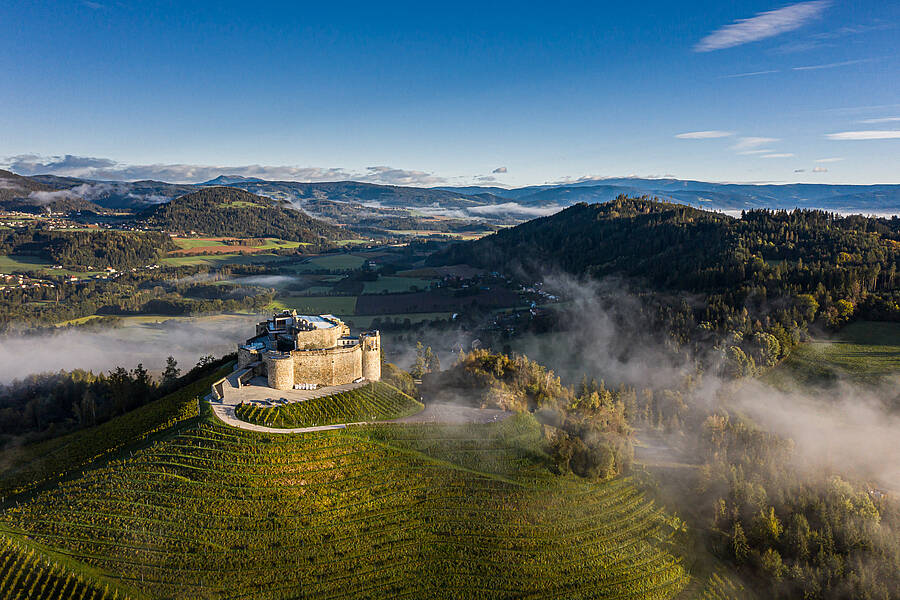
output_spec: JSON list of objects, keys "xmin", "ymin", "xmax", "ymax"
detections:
[
  {"xmin": 264, "ymin": 351, "xmax": 294, "ymax": 390},
  {"xmin": 360, "ymin": 331, "xmax": 381, "ymax": 381}
]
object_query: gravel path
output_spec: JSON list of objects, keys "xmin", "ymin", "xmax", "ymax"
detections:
[{"xmin": 209, "ymin": 371, "xmax": 509, "ymax": 433}]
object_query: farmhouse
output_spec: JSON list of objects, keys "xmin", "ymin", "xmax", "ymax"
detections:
[{"xmin": 237, "ymin": 310, "xmax": 381, "ymax": 390}]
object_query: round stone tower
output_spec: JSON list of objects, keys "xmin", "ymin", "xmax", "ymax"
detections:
[
  {"xmin": 360, "ymin": 331, "xmax": 381, "ymax": 381},
  {"xmin": 265, "ymin": 351, "xmax": 294, "ymax": 390}
]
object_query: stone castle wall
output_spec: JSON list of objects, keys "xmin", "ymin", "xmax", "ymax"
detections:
[
  {"xmin": 238, "ymin": 347, "xmax": 258, "ymax": 369},
  {"xmin": 291, "ymin": 346, "xmax": 363, "ymax": 387},
  {"xmin": 265, "ymin": 353, "xmax": 295, "ymax": 390},
  {"xmin": 294, "ymin": 326, "xmax": 340, "ymax": 350}
]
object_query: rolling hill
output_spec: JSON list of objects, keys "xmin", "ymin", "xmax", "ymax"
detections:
[
  {"xmin": 0, "ymin": 401, "xmax": 695, "ymax": 599},
  {"xmin": 141, "ymin": 187, "xmax": 348, "ymax": 243},
  {"xmin": 0, "ymin": 169, "xmax": 60, "ymax": 204}
]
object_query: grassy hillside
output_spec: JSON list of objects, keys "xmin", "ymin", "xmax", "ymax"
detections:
[
  {"xmin": 765, "ymin": 321, "xmax": 900, "ymax": 388},
  {"xmin": 0, "ymin": 365, "xmax": 231, "ymax": 498},
  {"xmin": 235, "ymin": 381, "xmax": 423, "ymax": 427},
  {"xmin": 0, "ymin": 410, "xmax": 692, "ymax": 599}
]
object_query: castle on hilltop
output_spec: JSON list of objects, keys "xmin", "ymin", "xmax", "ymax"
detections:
[{"xmin": 237, "ymin": 310, "xmax": 381, "ymax": 390}]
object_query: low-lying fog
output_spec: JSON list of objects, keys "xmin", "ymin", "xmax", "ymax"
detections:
[{"xmin": 0, "ymin": 314, "xmax": 261, "ymax": 382}]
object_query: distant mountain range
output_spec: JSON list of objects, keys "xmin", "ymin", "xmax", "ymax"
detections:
[
  {"xmin": 2, "ymin": 169, "xmax": 900, "ymax": 221},
  {"xmin": 440, "ymin": 178, "xmax": 900, "ymax": 214}
]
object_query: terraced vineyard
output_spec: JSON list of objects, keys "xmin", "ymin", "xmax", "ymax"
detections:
[
  {"xmin": 235, "ymin": 381, "xmax": 424, "ymax": 427},
  {"xmin": 0, "ymin": 411, "xmax": 691, "ymax": 599},
  {"xmin": 0, "ymin": 531, "xmax": 132, "ymax": 599}
]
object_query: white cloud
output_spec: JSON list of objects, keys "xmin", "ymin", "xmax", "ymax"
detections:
[
  {"xmin": 859, "ymin": 117, "xmax": 900, "ymax": 124},
  {"xmin": 812, "ymin": 166, "xmax": 828, "ymax": 173},
  {"xmin": 815, "ymin": 157, "xmax": 843, "ymax": 162},
  {"xmin": 695, "ymin": 1, "xmax": 830, "ymax": 52},
  {"xmin": 761, "ymin": 153, "xmax": 795, "ymax": 158},
  {"xmin": 731, "ymin": 136, "xmax": 779, "ymax": 150},
  {"xmin": 1, "ymin": 154, "xmax": 447, "ymax": 187},
  {"xmin": 359, "ymin": 166, "xmax": 446, "ymax": 186},
  {"xmin": 675, "ymin": 130, "xmax": 733, "ymax": 139},
  {"xmin": 825, "ymin": 130, "xmax": 900, "ymax": 140},
  {"xmin": 492, "ymin": 167, "xmax": 508, "ymax": 174},
  {"xmin": 26, "ymin": 183, "xmax": 115, "ymax": 205}
]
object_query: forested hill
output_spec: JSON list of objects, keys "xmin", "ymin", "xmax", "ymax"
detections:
[
  {"xmin": 432, "ymin": 197, "xmax": 900, "ymax": 328},
  {"xmin": 143, "ymin": 187, "xmax": 347, "ymax": 243}
]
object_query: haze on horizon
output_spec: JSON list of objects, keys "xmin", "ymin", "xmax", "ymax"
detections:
[{"xmin": 1, "ymin": 0, "xmax": 898, "ymax": 187}]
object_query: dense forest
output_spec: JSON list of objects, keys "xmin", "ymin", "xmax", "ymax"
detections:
[
  {"xmin": 434, "ymin": 197, "xmax": 900, "ymax": 366},
  {"xmin": 143, "ymin": 187, "xmax": 347, "ymax": 244},
  {"xmin": 0, "ymin": 227, "xmax": 174, "ymax": 269}
]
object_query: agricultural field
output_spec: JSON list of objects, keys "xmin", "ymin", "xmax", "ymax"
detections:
[
  {"xmin": 361, "ymin": 276, "xmax": 433, "ymax": 294},
  {"xmin": 170, "ymin": 237, "xmax": 303, "ymax": 254},
  {"xmin": 0, "ymin": 254, "xmax": 51, "ymax": 273},
  {"xmin": 286, "ymin": 253, "xmax": 368, "ymax": 272},
  {"xmin": 765, "ymin": 321, "xmax": 900, "ymax": 388},
  {"xmin": 0, "ymin": 408, "xmax": 692, "ymax": 599},
  {"xmin": 267, "ymin": 295, "xmax": 358, "ymax": 315},
  {"xmin": 356, "ymin": 288, "xmax": 521, "ymax": 315},
  {"xmin": 160, "ymin": 253, "xmax": 288, "ymax": 267},
  {"xmin": 235, "ymin": 382, "xmax": 423, "ymax": 427},
  {"xmin": 346, "ymin": 312, "xmax": 455, "ymax": 329}
]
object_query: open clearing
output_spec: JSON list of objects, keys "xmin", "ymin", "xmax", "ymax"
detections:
[
  {"xmin": 0, "ymin": 254, "xmax": 51, "ymax": 273},
  {"xmin": 766, "ymin": 321, "xmax": 900, "ymax": 388}
]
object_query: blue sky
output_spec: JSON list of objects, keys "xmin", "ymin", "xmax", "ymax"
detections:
[{"xmin": 1, "ymin": 0, "xmax": 898, "ymax": 186}]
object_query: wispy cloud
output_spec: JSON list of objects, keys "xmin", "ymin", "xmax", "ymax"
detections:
[
  {"xmin": 491, "ymin": 167, "xmax": 508, "ymax": 174},
  {"xmin": 761, "ymin": 153, "xmax": 795, "ymax": 158},
  {"xmin": 793, "ymin": 57, "xmax": 876, "ymax": 71},
  {"xmin": 812, "ymin": 166, "xmax": 828, "ymax": 173},
  {"xmin": 1, "ymin": 154, "xmax": 448, "ymax": 186},
  {"xmin": 695, "ymin": 1, "xmax": 830, "ymax": 52},
  {"xmin": 720, "ymin": 69, "xmax": 781, "ymax": 78},
  {"xmin": 775, "ymin": 21, "xmax": 895, "ymax": 54},
  {"xmin": 737, "ymin": 148, "xmax": 776, "ymax": 155},
  {"xmin": 859, "ymin": 117, "xmax": 900, "ymax": 124},
  {"xmin": 815, "ymin": 157, "xmax": 843, "ymax": 162},
  {"xmin": 825, "ymin": 130, "xmax": 900, "ymax": 140},
  {"xmin": 675, "ymin": 130, "xmax": 733, "ymax": 139},
  {"xmin": 731, "ymin": 137, "xmax": 779, "ymax": 150}
]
